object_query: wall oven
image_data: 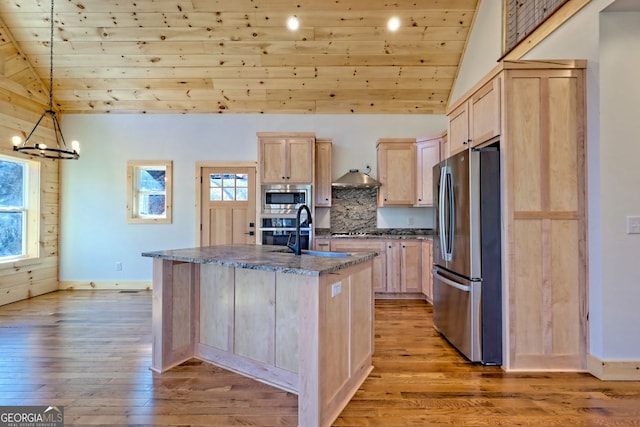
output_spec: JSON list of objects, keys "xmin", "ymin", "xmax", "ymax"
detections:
[
  {"xmin": 260, "ymin": 217, "xmax": 311, "ymax": 249},
  {"xmin": 261, "ymin": 184, "xmax": 311, "ymax": 215}
]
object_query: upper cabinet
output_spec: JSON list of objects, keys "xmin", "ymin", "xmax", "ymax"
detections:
[
  {"xmin": 376, "ymin": 138, "xmax": 416, "ymax": 207},
  {"xmin": 258, "ymin": 132, "xmax": 315, "ymax": 184},
  {"xmin": 314, "ymin": 138, "xmax": 332, "ymax": 207},
  {"xmin": 415, "ymin": 132, "xmax": 443, "ymax": 207},
  {"xmin": 447, "ymin": 77, "xmax": 501, "ymax": 156}
]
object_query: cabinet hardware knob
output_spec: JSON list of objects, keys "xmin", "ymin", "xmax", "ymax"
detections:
[{"xmin": 463, "ymin": 140, "xmax": 468, "ymax": 145}]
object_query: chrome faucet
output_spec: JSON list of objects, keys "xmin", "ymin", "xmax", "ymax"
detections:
[{"xmin": 287, "ymin": 204, "xmax": 312, "ymax": 255}]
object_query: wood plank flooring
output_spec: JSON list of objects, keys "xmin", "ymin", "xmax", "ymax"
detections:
[{"xmin": 0, "ymin": 291, "xmax": 638, "ymax": 426}]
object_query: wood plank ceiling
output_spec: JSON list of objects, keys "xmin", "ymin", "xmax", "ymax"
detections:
[{"xmin": 0, "ymin": 0, "xmax": 479, "ymax": 114}]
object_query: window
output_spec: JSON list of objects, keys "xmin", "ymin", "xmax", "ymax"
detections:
[
  {"xmin": 209, "ymin": 173, "xmax": 249, "ymax": 201},
  {"xmin": 127, "ymin": 160, "xmax": 172, "ymax": 224},
  {"xmin": 0, "ymin": 154, "xmax": 40, "ymax": 263}
]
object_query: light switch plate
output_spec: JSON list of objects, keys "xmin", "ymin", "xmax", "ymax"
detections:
[{"xmin": 626, "ymin": 216, "xmax": 640, "ymax": 234}]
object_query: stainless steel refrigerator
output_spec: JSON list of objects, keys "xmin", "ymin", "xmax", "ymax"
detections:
[{"xmin": 432, "ymin": 144, "xmax": 502, "ymax": 365}]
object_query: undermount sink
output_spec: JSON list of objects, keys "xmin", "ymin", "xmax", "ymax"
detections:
[
  {"xmin": 268, "ymin": 248, "xmax": 351, "ymax": 257},
  {"xmin": 301, "ymin": 250, "xmax": 350, "ymax": 258}
]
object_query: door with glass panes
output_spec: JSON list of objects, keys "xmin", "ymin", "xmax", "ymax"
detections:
[{"xmin": 200, "ymin": 167, "xmax": 256, "ymax": 246}]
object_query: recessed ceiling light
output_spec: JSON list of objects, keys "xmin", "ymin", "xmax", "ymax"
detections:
[
  {"xmin": 387, "ymin": 16, "xmax": 400, "ymax": 32},
  {"xmin": 287, "ymin": 16, "xmax": 300, "ymax": 31}
]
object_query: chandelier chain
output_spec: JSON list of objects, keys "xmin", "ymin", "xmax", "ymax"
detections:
[{"xmin": 48, "ymin": 0, "xmax": 54, "ymax": 110}]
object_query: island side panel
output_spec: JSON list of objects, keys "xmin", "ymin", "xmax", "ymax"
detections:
[
  {"xmin": 151, "ymin": 259, "xmax": 198, "ymax": 373},
  {"xmin": 275, "ymin": 272, "xmax": 300, "ymax": 373},
  {"xmin": 195, "ymin": 265, "xmax": 299, "ymax": 393},
  {"xmin": 298, "ymin": 260, "xmax": 374, "ymax": 427},
  {"xmin": 234, "ymin": 269, "xmax": 276, "ymax": 365},
  {"xmin": 199, "ymin": 264, "xmax": 234, "ymax": 351},
  {"xmin": 350, "ymin": 264, "xmax": 374, "ymax": 373}
]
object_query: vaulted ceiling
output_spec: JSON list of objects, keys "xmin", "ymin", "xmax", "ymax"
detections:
[{"xmin": 0, "ymin": 0, "xmax": 479, "ymax": 114}]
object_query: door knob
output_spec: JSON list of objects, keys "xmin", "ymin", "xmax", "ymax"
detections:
[{"xmin": 244, "ymin": 231, "xmax": 255, "ymax": 236}]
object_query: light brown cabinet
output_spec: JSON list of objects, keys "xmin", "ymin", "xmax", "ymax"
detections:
[
  {"xmin": 415, "ymin": 132, "xmax": 443, "ymax": 207},
  {"xmin": 421, "ymin": 240, "xmax": 433, "ymax": 303},
  {"xmin": 447, "ymin": 60, "xmax": 587, "ymax": 371},
  {"xmin": 329, "ymin": 239, "xmax": 387, "ymax": 293},
  {"xmin": 329, "ymin": 238, "xmax": 423, "ymax": 296},
  {"xmin": 447, "ymin": 78, "xmax": 501, "ymax": 156},
  {"xmin": 314, "ymin": 139, "xmax": 332, "ymax": 207},
  {"xmin": 258, "ymin": 132, "xmax": 314, "ymax": 184},
  {"xmin": 313, "ymin": 237, "xmax": 331, "ymax": 252},
  {"xmin": 376, "ymin": 138, "xmax": 416, "ymax": 206},
  {"xmin": 384, "ymin": 241, "xmax": 422, "ymax": 293}
]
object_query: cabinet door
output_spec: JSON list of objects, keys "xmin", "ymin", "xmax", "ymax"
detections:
[
  {"xmin": 287, "ymin": 138, "xmax": 314, "ymax": 183},
  {"xmin": 384, "ymin": 242, "xmax": 400, "ymax": 293},
  {"xmin": 377, "ymin": 141, "xmax": 416, "ymax": 206},
  {"xmin": 421, "ymin": 240, "xmax": 433, "ymax": 302},
  {"xmin": 315, "ymin": 139, "xmax": 332, "ymax": 206},
  {"xmin": 400, "ymin": 240, "xmax": 421, "ymax": 293},
  {"xmin": 470, "ymin": 78, "xmax": 501, "ymax": 146},
  {"xmin": 313, "ymin": 238, "xmax": 331, "ymax": 252},
  {"xmin": 331, "ymin": 239, "xmax": 386, "ymax": 293},
  {"xmin": 260, "ymin": 138, "xmax": 287, "ymax": 183},
  {"xmin": 448, "ymin": 101, "xmax": 470, "ymax": 156},
  {"xmin": 415, "ymin": 137, "xmax": 441, "ymax": 206}
]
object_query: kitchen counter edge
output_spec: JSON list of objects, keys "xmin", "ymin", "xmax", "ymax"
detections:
[{"xmin": 141, "ymin": 244, "xmax": 377, "ymax": 277}]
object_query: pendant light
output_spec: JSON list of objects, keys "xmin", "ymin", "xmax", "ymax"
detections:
[{"xmin": 12, "ymin": 0, "xmax": 79, "ymax": 160}]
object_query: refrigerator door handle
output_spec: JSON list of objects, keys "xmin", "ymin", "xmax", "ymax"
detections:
[
  {"xmin": 433, "ymin": 269, "xmax": 471, "ymax": 292},
  {"xmin": 445, "ymin": 168, "xmax": 456, "ymax": 261},
  {"xmin": 438, "ymin": 166, "xmax": 448, "ymax": 260}
]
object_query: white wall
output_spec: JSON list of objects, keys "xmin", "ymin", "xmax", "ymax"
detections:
[
  {"xmin": 59, "ymin": 114, "xmax": 446, "ymax": 282},
  {"xmin": 448, "ymin": 0, "xmax": 503, "ymax": 105},
  {"xmin": 457, "ymin": 0, "xmax": 640, "ymax": 360},
  {"xmin": 597, "ymin": 9, "xmax": 640, "ymax": 359}
]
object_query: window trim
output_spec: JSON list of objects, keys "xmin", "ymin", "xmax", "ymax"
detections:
[
  {"xmin": 0, "ymin": 152, "xmax": 41, "ymax": 266},
  {"xmin": 127, "ymin": 160, "xmax": 173, "ymax": 224}
]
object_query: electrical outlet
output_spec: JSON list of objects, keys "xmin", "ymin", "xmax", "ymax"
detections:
[
  {"xmin": 116, "ymin": 261, "xmax": 122, "ymax": 271},
  {"xmin": 627, "ymin": 216, "xmax": 640, "ymax": 234},
  {"xmin": 331, "ymin": 283, "xmax": 342, "ymax": 298}
]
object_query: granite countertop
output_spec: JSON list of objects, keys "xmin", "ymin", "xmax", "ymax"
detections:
[
  {"xmin": 141, "ymin": 244, "xmax": 377, "ymax": 277},
  {"xmin": 326, "ymin": 234, "xmax": 433, "ymax": 240},
  {"xmin": 314, "ymin": 229, "xmax": 435, "ymax": 240}
]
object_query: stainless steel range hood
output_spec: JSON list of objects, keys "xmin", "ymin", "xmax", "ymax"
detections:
[{"xmin": 332, "ymin": 169, "xmax": 381, "ymax": 188}]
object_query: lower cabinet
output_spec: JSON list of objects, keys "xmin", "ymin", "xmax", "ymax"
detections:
[
  {"xmin": 385, "ymin": 241, "xmax": 421, "ymax": 293},
  {"xmin": 327, "ymin": 238, "xmax": 427, "ymax": 297},
  {"xmin": 421, "ymin": 240, "xmax": 433, "ymax": 303},
  {"xmin": 329, "ymin": 239, "xmax": 387, "ymax": 293}
]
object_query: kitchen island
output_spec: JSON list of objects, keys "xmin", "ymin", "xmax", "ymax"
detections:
[{"xmin": 141, "ymin": 244, "xmax": 376, "ymax": 427}]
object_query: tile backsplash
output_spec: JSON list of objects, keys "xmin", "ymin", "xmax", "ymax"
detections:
[
  {"xmin": 328, "ymin": 187, "xmax": 434, "ymax": 234},
  {"xmin": 330, "ymin": 187, "xmax": 378, "ymax": 234}
]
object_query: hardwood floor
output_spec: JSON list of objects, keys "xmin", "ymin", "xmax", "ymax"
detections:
[{"xmin": 0, "ymin": 291, "xmax": 638, "ymax": 426}]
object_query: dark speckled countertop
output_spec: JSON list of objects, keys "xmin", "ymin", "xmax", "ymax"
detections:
[
  {"xmin": 142, "ymin": 244, "xmax": 377, "ymax": 277},
  {"xmin": 314, "ymin": 228, "xmax": 435, "ymax": 240}
]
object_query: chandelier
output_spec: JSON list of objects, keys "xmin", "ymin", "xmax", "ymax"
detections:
[{"xmin": 12, "ymin": 0, "xmax": 79, "ymax": 160}]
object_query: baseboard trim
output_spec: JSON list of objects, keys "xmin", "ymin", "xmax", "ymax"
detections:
[
  {"xmin": 59, "ymin": 281, "xmax": 152, "ymax": 291},
  {"xmin": 587, "ymin": 353, "xmax": 640, "ymax": 381}
]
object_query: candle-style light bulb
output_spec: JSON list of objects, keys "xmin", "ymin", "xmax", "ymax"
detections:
[
  {"xmin": 12, "ymin": 136, "xmax": 22, "ymax": 147},
  {"xmin": 71, "ymin": 140, "xmax": 80, "ymax": 154}
]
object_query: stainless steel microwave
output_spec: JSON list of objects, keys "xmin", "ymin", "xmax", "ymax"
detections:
[{"xmin": 261, "ymin": 184, "xmax": 311, "ymax": 214}]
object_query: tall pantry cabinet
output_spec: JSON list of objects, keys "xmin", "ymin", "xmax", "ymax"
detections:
[{"xmin": 447, "ymin": 60, "xmax": 587, "ymax": 371}]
